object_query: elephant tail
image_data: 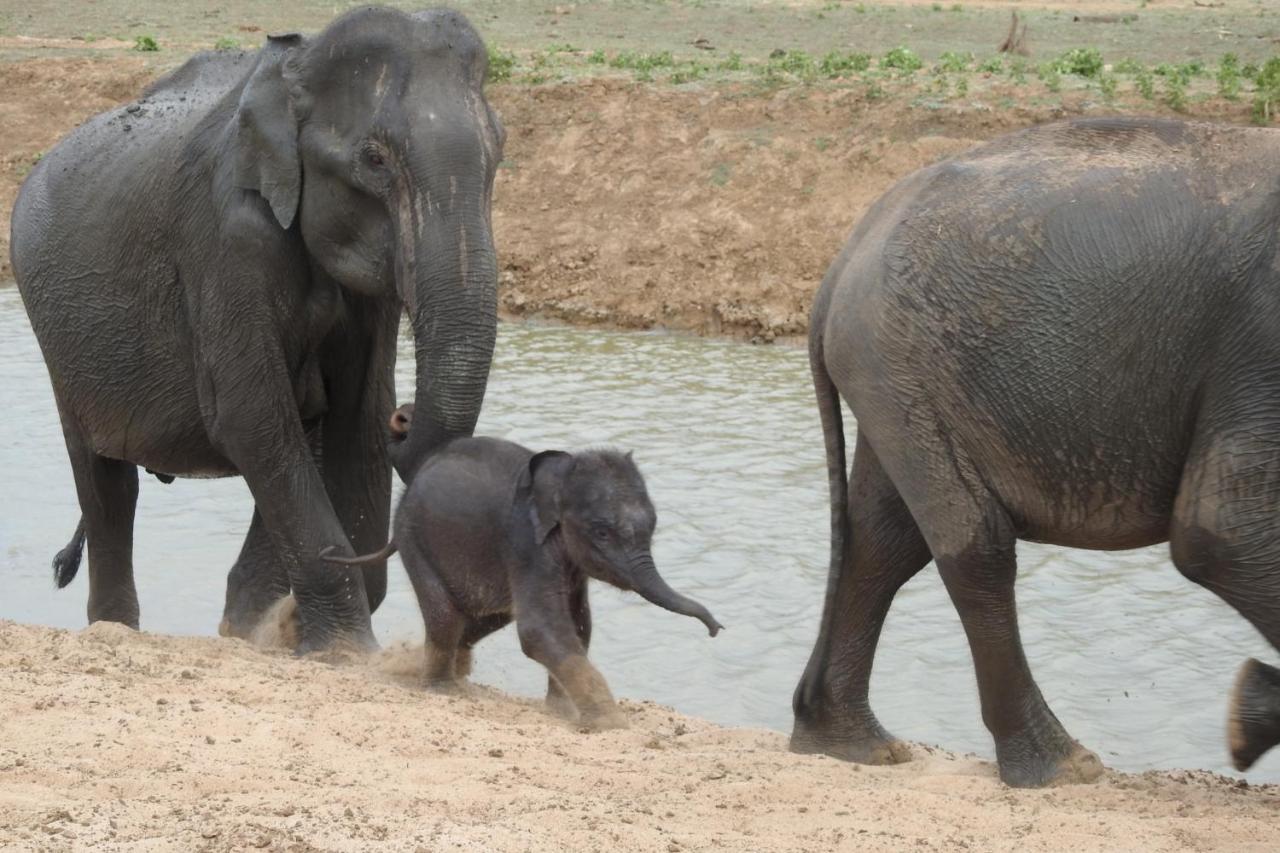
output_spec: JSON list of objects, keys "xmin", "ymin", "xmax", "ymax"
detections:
[
  {"xmin": 53, "ymin": 516, "xmax": 87, "ymax": 589},
  {"xmin": 811, "ymin": 334, "xmax": 849, "ymax": 596},
  {"xmin": 319, "ymin": 541, "xmax": 398, "ymax": 567}
]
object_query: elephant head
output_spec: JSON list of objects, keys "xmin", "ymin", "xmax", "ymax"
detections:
[
  {"xmin": 234, "ymin": 7, "xmax": 504, "ymax": 482},
  {"xmin": 526, "ymin": 449, "xmax": 724, "ymax": 637}
]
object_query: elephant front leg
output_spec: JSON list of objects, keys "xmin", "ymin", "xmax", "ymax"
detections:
[
  {"xmin": 546, "ymin": 582, "xmax": 592, "ymax": 721},
  {"xmin": 205, "ymin": 374, "xmax": 376, "ymax": 655},
  {"xmin": 515, "ymin": 581, "xmax": 625, "ymax": 731},
  {"xmin": 318, "ymin": 299, "xmax": 398, "ymax": 616}
]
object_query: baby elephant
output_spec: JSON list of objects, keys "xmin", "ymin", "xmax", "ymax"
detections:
[{"xmin": 326, "ymin": 409, "xmax": 723, "ymax": 730}]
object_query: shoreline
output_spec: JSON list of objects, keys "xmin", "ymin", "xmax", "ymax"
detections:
[{"xmin": 0, "ymin": 619, "xmax": 1276, "ymax": 851}]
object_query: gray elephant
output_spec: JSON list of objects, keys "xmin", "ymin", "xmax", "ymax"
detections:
[
  {"xmin": 9, "ymin": 7, "xmax": 504, "ymax": 652},
  {"xmin": 325, "ymin": 406, "xmax": 723, "ymax": 728},
  {"xmin": 793, "ymin": 117, "xmax": 1280, "ymax": 786}
]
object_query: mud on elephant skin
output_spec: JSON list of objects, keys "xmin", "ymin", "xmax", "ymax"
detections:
[
  {"xmin": 794, "ymin": 117, "xmax": 1280, "ymax": 786},
  {"xmin": 11, "ymin": 6, "xmax": 505, "ymax": 652},
  {"xmin": 328, "ymin": 413, "xmax": 722, "ymax": 730}
]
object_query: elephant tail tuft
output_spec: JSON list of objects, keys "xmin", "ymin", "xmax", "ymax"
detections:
[{"xmin": 53, "ymin": 516, "xmax": 87, "ymax": 589}]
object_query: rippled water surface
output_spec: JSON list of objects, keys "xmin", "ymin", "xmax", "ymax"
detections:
[{"xmin": 2, "ymin": 285, "xmax": 1275, "ymax": 781}]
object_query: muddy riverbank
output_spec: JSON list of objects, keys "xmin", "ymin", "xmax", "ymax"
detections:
[
  {"xmin": 0, "ymin": 620, "xmax": 1276, "ymax": 852},
  {"xmin": 0, "ymin": 57, "xmax": 1257, "ymax": 340}
]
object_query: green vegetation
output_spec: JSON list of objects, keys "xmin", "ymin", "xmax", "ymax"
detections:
[
  {"xmin": 881, "ymin": 46, "xmax": 922, "ymax": 74},
  {"xmin": 936, "ymin": 51, "xmax": 972, "ymax": 73},
  {"xmin": 819, "ymin": 51, "xmax": 871, "ymax": 78},
  {"xmin": 1053, "ymin": 47, "xmax": 1103, "ymax": 79},
  {"xmin": 213, "ymin": 37, "xmax": 238, "ymax": 51},
  {"xmin": 132, "ymin": 34, "xmax": 159, "ymax": 52},
  {"xmin": 487, "ymin": 46, "xmax": 516, "ymax": 82},
  {"xmin": 1253, "ymin": 58, "xmax": 1280, "ymax": 124},
  {"xmin": 1218, "ymin": 53, "xmax": 1242, "ymax": 100}
]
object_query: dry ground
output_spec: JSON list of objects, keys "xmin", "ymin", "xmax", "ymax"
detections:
[{"xmin": 1, "ymin": 620, "xmax": 1276, "ymax": 852}]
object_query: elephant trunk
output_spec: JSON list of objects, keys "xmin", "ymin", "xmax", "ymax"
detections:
[
  {"xmin": 391, "ymin": 185, "xmax": 498, "ymax": 483},
  {"xmin": 627, "ymin": 553, "xmax": 723, "ymax": 637}
]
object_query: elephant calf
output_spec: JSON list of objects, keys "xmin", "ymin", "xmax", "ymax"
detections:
[{"xmin": 326, "ymin": 406, "xmax": 723, "ymax": 729}]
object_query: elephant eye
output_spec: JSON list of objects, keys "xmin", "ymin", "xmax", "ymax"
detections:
[
  {"xmin": 590, "ymin": 523, "xmax": 610, "ymax": 541},
  {"xmin": 366, "ymin": 151, "xmax": 386, "ymax": 169}
]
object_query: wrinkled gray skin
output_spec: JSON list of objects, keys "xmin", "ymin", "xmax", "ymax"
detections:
[
  {"xmin": 327, "ymin": 406, "xmax": 723, "ymax": 728},
  {"xmin": 794, "ymin": 117, "xmax": 1280, "ymax": 787},
  {"xmin": 10, "ymin": 6, "xmax": 504, "ymax": 653}
]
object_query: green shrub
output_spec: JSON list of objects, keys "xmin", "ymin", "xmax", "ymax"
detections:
[
  {"xmin": 1114, "ymin": 57, "xmax": 1144, "ymax": 75},
  {"xmin": 1037, "ymin": 63, "xmax": 1062, "ymax": 92},
  {"xmin": 133, "ymin": 34, "xmax": 159, "ymax": 52},
  {"xmin": 1055, "ymin": 47, "xmax": 1103, "ymax": 78},
  {"xmin": 937, "ymin": 51, "xmax": 973, "ymax": 73},
  {"xmin": 1218, "ymin": 53, "xmax": 1242, "ymax": 100},
  {"xmin": 487, "ymin": 47, "xmax": 516, "ymax": 82},
  {"xmin": 977, "ymin": 56, "xmax": 1004, "ymax": 74},
  {"xmin": 213, "ymin": 37, "xmax": 238, "ymax": 51},
  {"xmin": 718, "ymin": 51, "xmax": 745, "ymax": 71},
  {"xmin": 586, "ymin": 49, "xmax": 606, "ymax": 65},
  {"xmin": 1135, "ymin": 68, "xmax": 1155, "ymax": 100},
  {"xmin": 1253, "ymin": 57, "xmax": 1280, "ymax": 124},
  {"xmin": 819, "ymin": 50, "xmax": 871, "ymax": 77},
  {"xmin": 1164, "ymin": 76, "xmax": 1187, "ymax": 112},
  {"xmin": 881, "ymin": 46, "xmax": 922, "ymax": 73},
  {"xmin": 1097, "ymin": 73, "xmax": 1117, "ymax": 100}
]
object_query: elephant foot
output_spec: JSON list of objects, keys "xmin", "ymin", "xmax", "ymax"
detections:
[
  {"xmin": 994, "ymin": 725, "xmax": 1103, "ymax": 788},
  {"xmin": 87, "ymin": 595, "xmax": 141, "ymax": 632},
  {"xmin": 546, "ymin": 689, "xmax": 579, "ymax": 722},
  {"xmin": 1229, "ymin": 658, "xmax": 1280, "ymax": 771},
  {"xmin": 424, "ymin": 677, "xmax": 468, "ymax": 696},
  {"xmin": 790, "ymin": 713, "xmax": 912, "ymax": 765},
  {"xmin": 578, "ymin": 705, "xmax": 630, "ymax": 732}
]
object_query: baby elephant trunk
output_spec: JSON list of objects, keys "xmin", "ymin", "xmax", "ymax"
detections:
[{"xmin": 628, "ymin": 553, "xmax": 724, "ymax": 637}]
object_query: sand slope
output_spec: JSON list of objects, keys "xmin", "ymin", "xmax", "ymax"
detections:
[{"xmin": 0, "ymin": 620, "xmax": 1275, "ymax": 852}]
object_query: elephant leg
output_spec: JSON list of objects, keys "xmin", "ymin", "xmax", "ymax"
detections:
[
  {"xmin": 514, "ymin": 577, "xmax": 625, "ymax": 731},
  {"xmin": 219, "ymin": 508, "xmax": 291, "ymax": 640},
  {"xmin": 204, "ymin": 374, "xmax": 374, "ymax": 654},
  {"xmin": 1169, "ymin": 419, "xmax": 1280, "ymax": 771},
  {"xmin": 930, "ymin": 492, "xmax": 1100, "ymax": 788},
  {"xmin": 547, "ymin": 582, "xmax": 591, "ymax": 720},
  {"xmin": 319, "ymin": 295, "xmax": 398, "ymax": 616},
  {"xmin": 61, "ymin": 417, "xmax": 140, "ymax": 628},
  {"xmin": 401, "ymin": 538, "xmax": 471, "ymax": 691},
  {"xmin": 456, "ymin": 613, "xmax": 513, "ymax": 680},
  {"xmin": 791, "ymin": 433, "xmax": 931, "ymax": 764}
]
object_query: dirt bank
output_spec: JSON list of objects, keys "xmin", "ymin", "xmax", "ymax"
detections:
[
  {"xmin": 0, "ymin": 620, "xmax": 1276, "ymax": 852},
  {"xmin": 0, "ymin": 58, "xmax": 1258, "ymax": 339}
]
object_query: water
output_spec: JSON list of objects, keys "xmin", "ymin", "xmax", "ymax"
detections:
[{"xmin": 1, "ymin": 284, "xmax": 1275, "ymax": 782}]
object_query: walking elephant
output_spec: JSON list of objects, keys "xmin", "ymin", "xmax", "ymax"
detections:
[
  {"xmin": 793, "ymin": 117, "xmax": 1280, "ymax": 786},
  {"xmin": 325, "ymin": 405, "xmax": 723, "ymax": 729},
  {"xmin": 9, "ymin": 6, "xmax": 505, "ymax": 652}
]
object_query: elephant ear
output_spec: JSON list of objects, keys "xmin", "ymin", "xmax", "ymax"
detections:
[
  {"xmin": 233, "ymin": 33, "xmax": 305, "ymax": 230},
  {"xmin": 527, "ymin": 451, "xmax": 573, "ymax": 544}
]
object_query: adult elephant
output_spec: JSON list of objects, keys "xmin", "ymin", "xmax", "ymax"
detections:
[
  {"xmin": 792, "ymin": 117, "xmax": 1280, "ymax": 786},
  {"xmin": 9, "ymin": 6, "xmax": 504, "ymax": 653}
]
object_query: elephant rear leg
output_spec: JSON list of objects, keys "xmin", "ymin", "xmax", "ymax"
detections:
[
  {"xmin": 219, "ymin": 508, "xmax": 291, "ymax": 640},
  {"xmin": 61, "ymin": 419, "xmax": 140, "ymax": 628},
  {"xmin": 901, "ymin": 458, "xmax": 1100, "ymax": 787},
  {"xmin": 1169, "ymin": 421, "xmax": 1280, "ymax": 771},
  {"xmin": 791, "ymin": 433, "xmax": 932, "ymax": 765}
]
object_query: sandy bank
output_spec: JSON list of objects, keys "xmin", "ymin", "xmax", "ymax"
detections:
[{"xmin": 0, "ymin": 619, "xmax": 1275, "ymax": 852}]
